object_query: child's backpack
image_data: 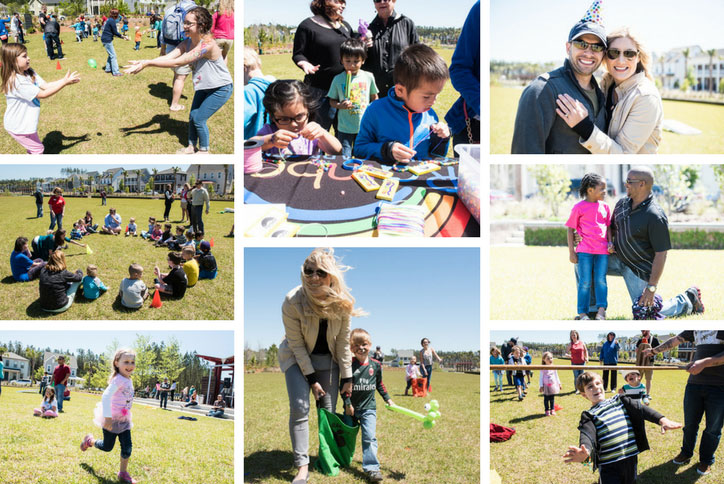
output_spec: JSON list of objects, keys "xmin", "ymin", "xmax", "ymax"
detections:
[{"xmin": 162, "ymin": 0, "xmax": 197, "ymax": 46}]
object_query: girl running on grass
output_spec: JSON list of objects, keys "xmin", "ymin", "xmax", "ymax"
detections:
[
  {"xmin": 539, "ymin": 352, "xmax": 562, "ymax": 416},
  {"xmin": 1, "ymin": 43, "xmax": 80, "ymax": 154},
  {"xmin": 80, "ymin": 348, "xmax": 138, "ymax": 484},
  {"xmin": 565, "ymin": 172, "xmax": 613, "ymax": 320},
  {"xmin": 33, "ymin": 387, "xmax": 58, "ymax": 418}
]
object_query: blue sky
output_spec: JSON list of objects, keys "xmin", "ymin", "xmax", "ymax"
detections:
[
  {"xmin": 492, "ymin": 0, "xmax": 724, "ymax": 63},
  {"xmin": 490, "ymin": 330, "xmax": 681, "ymax": 346},
  {"xmin": 244, "ymin": 0, "xmax": 478, "ymax": 28},
  {"xmin": 0, "ymin": 331, "xmax": 234, "ymax": 357},
  {"xmin": 0, "ymin": 165, "xmax": 192, "ymax": 180},
  {"xmin": 244, "ymin": 248, "xmax": 480, "ymax": 352}
]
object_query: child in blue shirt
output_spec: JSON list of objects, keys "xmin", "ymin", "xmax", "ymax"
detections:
[
  {"xmin": 243, "ymin": 46, "xmax": 276, "ymax": 139},
  {"xmin": 354, "ymin": 44, "xmax": 451, "ymax": 163},
  {"xmin": 82, "ymin": 264, "xmax": 107, "ymax": 300},
  {"xmin": 327, "ymin": 38, "xmax": 379, "ymax": 157},
  {"xmin": 490, "ymin": 347, "xmax": 504, "ymax": 392}
]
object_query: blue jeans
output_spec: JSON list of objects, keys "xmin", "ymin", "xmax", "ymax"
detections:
[
  {"xmin": 36, "ymin": 203, "xmax": 43, "ymax": 218},
  {"xmin": 160, "ymin": 391, "xmax": 168, "ymax": 408},
  {"xmin": 49, "ymin": 212, "xmax": 63, "ymax": 231},
  {"xmin": 188, "ymin": 84, "xmax": 233, "ymax": 150},
  {"xmin": 681, "ymin": 383, "xmax": 724, "ymax": 465},
  {"xmin": 572, "ymin": 363, "xmax": 585, "ymax": 389},
  {"xmin": 54, "ymin": 384, "xmax": 65, "ymax": 411},
  {"xmin": 422, "ymin": 365, "xmax": 433, "ymax": 390},
  {"xmin": 103, "ymin": 42, "xmax": 119, "ymax": 74},
  {"xmin": 576, "ymin": 252, "xmax": 608, "ymax": 314},
  {"xmin": 575, "ymin": 255, "xmax": 691, "ymax": 317},
  {"xmin": 96, "ymin": 428, "xmax": 133, "ymax": 459},
  {"xmin": 338, "ymin": 132, "xmax": 357, "ymax": 158},
  {"xmin": 493, "ymin": 371, "xmax": 503, "ymax": 390},
  {"xmin": 356, "ymin": 409, "xmax": 379, "ymax": 472},
  {"xmin": 192, "ymin": 205, "xmax": 204, "ymax": 234}
]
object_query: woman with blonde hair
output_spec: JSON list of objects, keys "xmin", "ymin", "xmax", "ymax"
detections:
[
  {"xmin": 212, "ymin": 0, "xmax": 234, "ymax": 64},
  {"xmin": 556, "ymin": 27, "xmax": 663, "ymax": 154},
  {"xmin": 38, "ymin": 250, "xmax": 83, "ymax": 313},
  {"xmin": 279, "ymin": 247, "xmax": 365, "ymax": 484}
]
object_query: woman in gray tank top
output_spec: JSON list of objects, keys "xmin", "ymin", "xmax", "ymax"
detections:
[{"xmin": 124, "ymin": 7, "xmax": 233, "ymax": 154}]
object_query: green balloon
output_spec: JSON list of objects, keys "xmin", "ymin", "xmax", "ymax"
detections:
[
  {"xmin": 423, "ymin": 419, "xmax": 435, "ymax": 429},
  {"xmin": 87, "ymin": 59, "xmax": 97, "ymax": 69},
  {"xmin": 429, "ymin": 400, "xmax": 440, "ymax": 411}
]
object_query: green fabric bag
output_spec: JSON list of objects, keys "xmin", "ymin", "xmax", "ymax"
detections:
[{"xmin": 314, "ymin": 407, "xmax": 360, "ymax": 476}]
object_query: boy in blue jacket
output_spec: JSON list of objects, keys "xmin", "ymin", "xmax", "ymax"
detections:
[{"xmin": 354, "ymin": 44, "xmax": 450, "ymax": 163}]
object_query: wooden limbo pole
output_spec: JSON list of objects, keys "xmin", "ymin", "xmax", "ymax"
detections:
[{"xmin": 489, "ymin": 365, "xmax": 684, "ymax": 371}]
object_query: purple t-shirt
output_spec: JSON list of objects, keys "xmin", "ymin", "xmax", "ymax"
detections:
[
  {"xmin": 565, "ymin": 200, "xmax": 611, "ymax": 255},
  {"xmin": 257, "ymin": 123, "xmax": 319, "ymax": 156}
]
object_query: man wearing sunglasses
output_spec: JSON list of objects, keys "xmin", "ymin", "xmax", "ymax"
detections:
[{"xmin": 512, "ymin": 13, "xmax": 607, "ymax": 154}]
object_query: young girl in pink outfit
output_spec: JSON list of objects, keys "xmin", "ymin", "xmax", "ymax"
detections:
[
  {"xmin": 539, "ymin": 352, "xmax": 562, "ymax": 416},
  {"xmin": 34, "ymin": 386, "xmax": 58, "ymax": 418},
  {"xmin": 565, "ymin": 173, "xmax": 613, "ymax": 320},
  {"xmin": 80, "ymin": 348, "xmax": 137, "ymax": 483}
]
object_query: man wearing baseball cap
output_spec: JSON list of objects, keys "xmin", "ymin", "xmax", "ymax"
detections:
[{"xmin": 512, "ymin": 0, "xmax": 607, "ymax": 154}]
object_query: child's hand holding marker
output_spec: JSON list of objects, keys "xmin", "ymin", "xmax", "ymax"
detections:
[
  {"xmin": 391, "ymin": 142, "xmax": 416, "ymax": 163},
  {"xmin": 430, "ymin": 122, "xmax": 450, "ymax": 139}
]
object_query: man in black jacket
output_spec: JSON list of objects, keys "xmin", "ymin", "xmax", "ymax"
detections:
[{"xmin": 44, "ymin": 13, "xmax": 64, "ymax": 60}]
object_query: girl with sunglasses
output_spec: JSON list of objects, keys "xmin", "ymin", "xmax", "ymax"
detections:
[
  {"xmin": 556, "ymin": 27, "xmax": 663, "ymax": 154},
  {"xmin": 278, "ymin": 247, "xmax": 365, "ymax": 484},
  {"xmin": 252, "ymin": 79, "xmax": 342, "ymax": 157}
]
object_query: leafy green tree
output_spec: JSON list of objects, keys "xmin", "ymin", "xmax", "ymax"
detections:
[
  {"xmin": 160, "ymin": 338, "xmax": 184, "ymax": 382},
  {"xmin": 265, "ymin": 344, "xmax": 278, "ymax": 367},
  {"xmin": 713, "ymin": 166, "xmax": 724, "ymax": 210},
  {"xmin": 59, "ymin": 0, "xmax": 85, "ymax": 18},
  {"xmin": 653, "ymin": 165, "xmax": 696, "ymax": 214},
  {"xmin": 529, "ymin": 165, "xmax": 571, "ymax": 217},
  {"xmin": 133, "ymin": 334, "xmax": 157, "ymax": 390}
]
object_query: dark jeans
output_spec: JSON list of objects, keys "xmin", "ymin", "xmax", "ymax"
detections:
[
  {"xmin": 421, "ymin": 364, "xmax": 433, "ymax": 390},
  {"xmin": 45, "ymin": 33, "xmax": 63, "ymax": 59},
  {"xmin": 599, "ymin": 455, "xmax": 637, "ymax": 484},
  {"xmin": 95, "ymin": 428, "xmax": 132, "ymax": 459},
  {"xmin": 572, "ymin": 362, "xmax": 585, "ymax": 389},
  {"xmin": 544, "ymin": 394, "xmax": 555, "ymax": 412},
  {"xmin": 602, "ymin": 365, "xmax": 618, "ymax": 391},
  {"xmin": 452, "ymin": 117, "xmax": 481, "ymax": 148},
  {"xmin": 160, "ymin": 391, "xmax": 168, "ymax": 408},
  {"xmin": 681, "ymin": 383, "xmax": 724, "ymax": 465},
  {"xmin": 192, "ymin": 205, "xmax": 204, "ymax": 233},
  {"xmin": 338, "ymin": 131, "xmax": 357, "ymax": 158},
  {"xmin": 208, "ymin": 409, "xmax": 224, "ymax": 418},
  {"xmin": 36, "ymin": 202, "xmax": 43, "ymax": 218},
  {"xmin": 164, "ymin": 200, "xmax": 173, "ymax": 219},
  {"xmin": 310, "ymin": 86, "xmax": 336, "ymax": 131}
]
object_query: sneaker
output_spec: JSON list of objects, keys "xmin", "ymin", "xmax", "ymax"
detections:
[
  {"xmin": 686, "ymin": 286, "xmax": 705, "ymax": 313},
  {"xmin": 80, "ymin": 434, "xmax": 93, "ymax": 451},
  {"xmin": 113, "ymin": 73, "xmax": 124, "ymax": 77},
  {"xmin": 544, "ymin": 410, "xmax": 550, "ymax": 416},
  {"xmin": 365, "ymin": 470, "xmax": 383, "ymax": 482},
  {"xmin": 672, "ymin": 452, "xmax": 692, "ymax": 465},
  {"xmin": 551, "ymin": 409, "xmax": 556, "ymax": 415},
  {"xmin": 518, "ymin": 395, "xmax": 524, "ymax": 401},
  {"xmin": 696, "ymin": 462, "xmax": 711, "ymax": 476},
  {"xmin": 117, "ymin": 471, "xmax": 138, "ymax": 483}
]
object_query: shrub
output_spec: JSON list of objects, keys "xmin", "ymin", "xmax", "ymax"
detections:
[{"xmin": 524, "ymin": 227, "xmax": 724, "ymax": 249}]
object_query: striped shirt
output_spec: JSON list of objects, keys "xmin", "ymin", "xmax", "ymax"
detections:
[
  {"xmin": 589, "ymin": 395, "xmax": 639, "ymax": 465},
  {"xmin": 621, "ymin": 383, "xmax": 646, "ymax": 399},
  {"xmin": 611, "ymin": 194, "xmax": 671, "ymax": 281}
]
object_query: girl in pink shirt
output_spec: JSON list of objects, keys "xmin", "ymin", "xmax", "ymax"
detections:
[
  {"xmin": 211, "ymin": 0, "xmax": 234, "ymax": 63},
  {"xmin": 80, "ymin": 348, "xmax": 137, "ymax": 483},
  {"xmin": 565, "ymin": 173, "xmax": 613, "ymax": 320}
]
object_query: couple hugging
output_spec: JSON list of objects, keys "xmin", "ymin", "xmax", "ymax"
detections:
[
  {"xmin": 512, "ymin": 0, "xmax": 663, "ymax": 154},
  {"xmin": 565, "ymin": 167, "xmax": 704, "ymax": 320}
]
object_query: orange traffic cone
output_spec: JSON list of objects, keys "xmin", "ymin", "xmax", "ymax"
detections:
[
  {"xmin": 56, "ymin": 60, "xmax": 61, "ymax": 70},
  {"xmin": 150, "ymin": 290, "xmax": 163, "ymax": 308},
  {"xmin": 209, "ymin": 237, "xmax": 214, "ymax": 247}
]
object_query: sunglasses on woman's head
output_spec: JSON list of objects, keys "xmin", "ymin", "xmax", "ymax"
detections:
[
  {"xmin": 303, "ymin": 267, "xmax": 328, "ymax": 278},
  {"xmin": 607, "ymin": 48, "xmax": 638, "ymax": 60},
  {"xmin": 571, "ymin": 39, "xmax": 605, "ymax": 53}
]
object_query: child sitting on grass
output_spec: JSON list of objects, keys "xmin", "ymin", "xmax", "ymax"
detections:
[
  {"xmin": 181, "ymin": 246, "xmax": 199, "ymax": 288},
  {"xmin": 125, "ymin": 217, "xmax": 137, "ymax": 237},
  {"xmin": 82, "ymin": 264, "xmax": 108, "ymax": 300},
  {"xmin": 166, "ymin": 226, "xmax": 186, "ymax": 250},
  {"xmin": 354, "ymin": 44, "xmax": 450, "ymax": 163},
  {"xmin": 140, "ymin": 217, "xmax": 155, "ymax": 239},
  {"xmin": 119, "ymin": 263, "xmax": 148, "ymax": 309},
  {"xmin": 84, "ymin": 211, "xmax": 98, "ymax": 233},
  {"xmin": 33, "ymin": 386, "xmax": 58, "ymax": 418},
  {"xmin": 182, "ymin": 229, "xmax": 196, "ymax": 250},
  {"xmin": 154, "ymin": 252, "xmax": 187, "ymax": 299},
  {"xmin": 563, "ymin": 371, "xmax": 681, "ymax": 484},
  {"xmin": 148, "ymin": 222, "xmax": 163, "ymax": 243},
  {"xmin": 404, "ymin": 355, "xmax": 422, "ymax": 396},
  {"xmin": 155, "ymin": 223, "xmax": 173, "ymax": 247},
  {"xmin": 193, "ymin": 231, "xmax": 205, "ymax": 254},
  {"xmin": 196, "ymin": 240, "xmax": 217, "ymax": 279},
  {"xmin": 251, "ymin": 80, "xmax": 342, "ymax": 156},
  {"xmin": 70, "ymin": 220, "xmax": 86, "ymax": 240},
  {"xmin": 341, "ymin": 328, "xmax": 392, "ymax": 483}
]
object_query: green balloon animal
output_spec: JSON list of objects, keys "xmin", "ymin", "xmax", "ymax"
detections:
[{"xmin": 386, "ymin": 399, "xmax": 441, "ymax": 429}]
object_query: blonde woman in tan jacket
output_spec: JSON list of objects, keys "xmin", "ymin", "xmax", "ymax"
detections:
[
  {"xmin": 279, "ymin": 247, "xmax": 365, "ymax": 484},
  {"xmin": 555, "ymin": 27, "xmax": 663, "ymax": 154}
]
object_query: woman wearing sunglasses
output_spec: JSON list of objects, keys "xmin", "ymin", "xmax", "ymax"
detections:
[
  {"xmin": 278, "ymin": 247, "xmax": 365, "ymax": 484},
  {"xmin": 556, "ymin": 27, "xmax": 663, "ymax": 154}
]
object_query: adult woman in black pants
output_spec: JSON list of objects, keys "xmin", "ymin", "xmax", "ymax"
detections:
[
  {"xmin": 163, "ymin": 184, "xmax": 174, "ymax": 222},
  {"xmin": 292, "ymin": 0, "xmax": 353, "ymax": 131}
]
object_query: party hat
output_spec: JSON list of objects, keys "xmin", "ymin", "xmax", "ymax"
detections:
[
  {"xmin": 151, "ymin": 290, "xmax": 163, "ymax": 308},
  {"xmin": 86, "ymin": 245, "xmax": 93, "ymax": 255},
  {"xmin": 581, "ymin": 0, "xmax": 604, "ymax": 26},
  {"xmin": 56, "ymin": 60, "xmax": 62, "ymax": 70}
]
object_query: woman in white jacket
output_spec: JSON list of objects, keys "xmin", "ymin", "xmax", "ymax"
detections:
[
  {"xmin": 556, "ymin": 27, "xmax": 663, "ymax": 154},
  {"xmin": 279, "ymin": 247, "xmax": 365, "ymax": 484}
]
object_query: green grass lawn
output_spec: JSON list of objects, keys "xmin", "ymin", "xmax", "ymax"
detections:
[
  {"xmin": 256, "ymin": 48, "xmax": 459, "ymax": 158},
  {"xmin": 245, "ymin": 369, "xmax": 480, "ymax": 483},
  {"xmin": 489, "ymin": 246, "xmax": 723, "ymax": 320},
  {"xmin": 490, "ymin": 358, "xmax": 724, "ymax": 484},
  {"xmin": 490, "ymin": 85, "xmax": 724, "ymax": 154},
  {"xmin": 0, "ymin": 31, "xmax": 234, "ymax": 154},
  {"xmin": 0, "ymin": 195, "xmax": 234, "ymax": 320},
  {"xmin": 0, "ymin": 386, "xmax": 233, "ymax": 483}
]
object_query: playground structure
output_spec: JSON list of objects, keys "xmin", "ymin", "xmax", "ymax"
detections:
[{"xmin": 197, "ymin": 354, "xmax": 235, "ymax": 407}]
